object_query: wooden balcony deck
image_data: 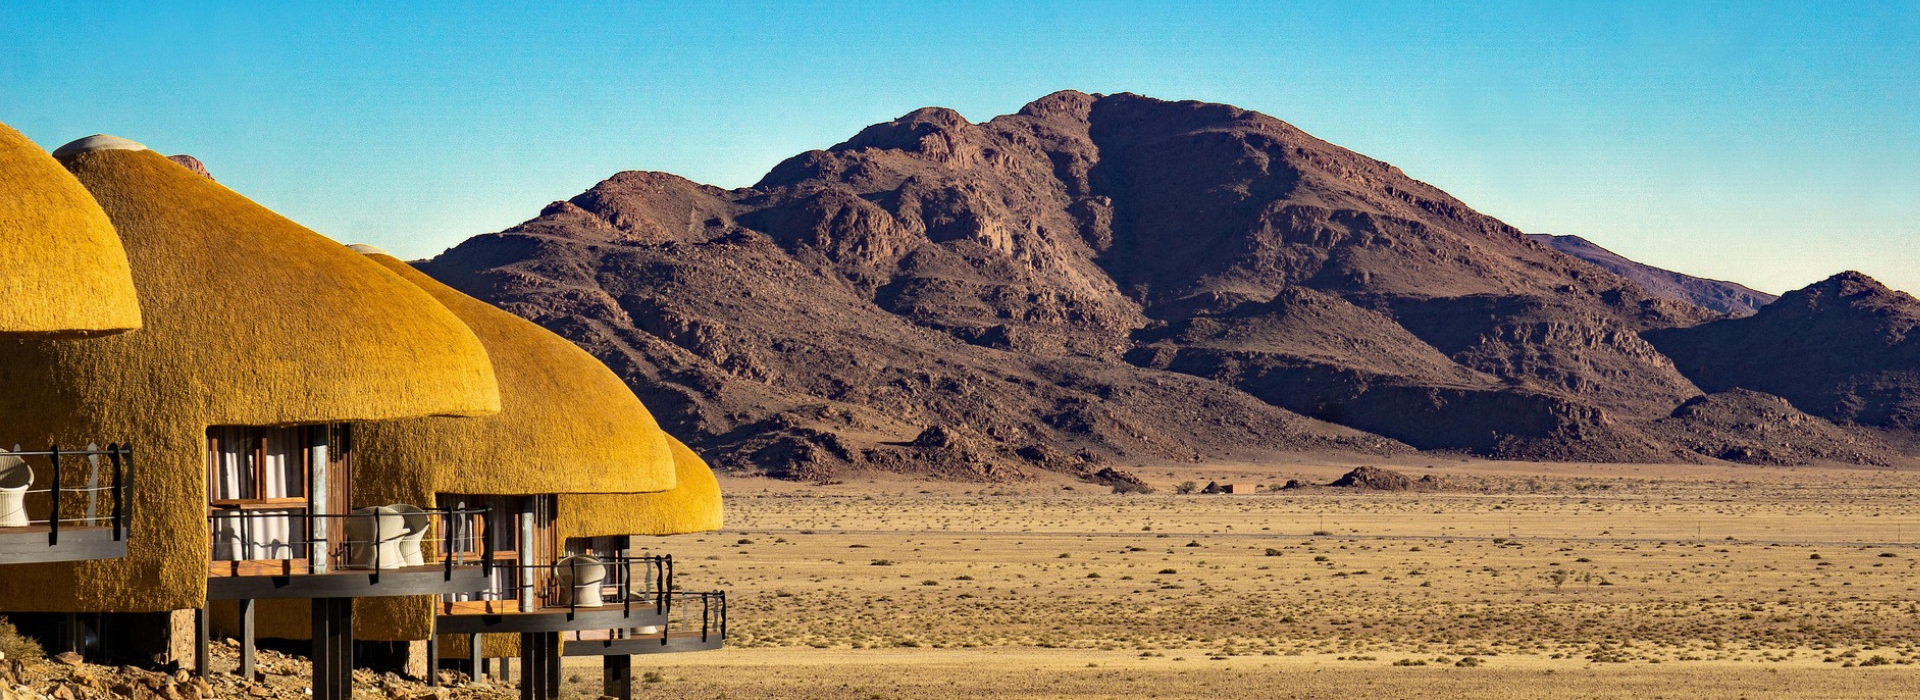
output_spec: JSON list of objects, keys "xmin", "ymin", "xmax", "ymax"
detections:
[
  {"xmin": 206, "ymin": 560, "xmax": 492, "ymax": 600},
  {"xmin": 435, "ymin": 598, "xmax": 669, "ymax": 634},
  {"xmin": 562, "ymin": 630, "xmax": 724, "ymax": 656},
  {"xmin": 0, "ymin": 524, "xmax": 127, "ymax": 564}
]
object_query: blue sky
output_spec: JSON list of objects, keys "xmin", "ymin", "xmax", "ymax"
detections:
[{"xmin": 3, "ymin": 1, "xmax": 1916, "ymax": 294}]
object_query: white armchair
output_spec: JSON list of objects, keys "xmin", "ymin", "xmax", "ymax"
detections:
[
  {"xmin": 555, "ymin": 554, "xmax": 607, "ymax": 607},
  {"xmin": 0, "ymin": 453, "xmax": 30, "ymax": 528}
]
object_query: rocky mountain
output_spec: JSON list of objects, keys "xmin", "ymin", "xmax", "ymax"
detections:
[
  {"xmin": 1648, "ymin": 272, "xmax": 1920, "ymax": 432},
  {"xmin": 422, "ymin": 91, "xmax": 1901, "ymax": 479},
  {"xmin": 166, "ymin": 154, "xmax": 212, "ymax": 180},
  {"xmin": 1527, "ymin": 233, "xmax": 1775, "ymax": 316}
]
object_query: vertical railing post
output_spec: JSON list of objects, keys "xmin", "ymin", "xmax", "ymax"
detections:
[
  {"xmin": 481, "ymin": 507, "xmax": 495, "ymax": 576},
  {"xmin": 48, "ymin": 445, "xmax": 62, "ymax": 545},
  {"xmin": 122, "ymin": 444, "xmax": 135, "ymax": 536},
  {"xmin": 444, "ymin": 510, "xmax": 455, "ymax": 579},
  {"xmin": 109, "ymin": 444, "xmax": 125, "ymax": 541}
]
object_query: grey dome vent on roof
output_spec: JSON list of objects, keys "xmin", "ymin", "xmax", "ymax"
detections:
[{"xmin": 52, "ymin": 134, "xmax": 149, "ymax": 158}]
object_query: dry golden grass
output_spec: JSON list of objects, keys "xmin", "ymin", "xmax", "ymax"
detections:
[
  {"xmin": 567, "ymin": 648, "xmax": 1920, "ymax": 700},
  {"xmin": 573, "ymin": 456, "xmax": 1920, "ymax": 698}
]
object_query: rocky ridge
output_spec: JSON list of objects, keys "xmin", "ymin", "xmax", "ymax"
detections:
[{"xmin": 1527, "ymin": 233, "xmax": 1775, "ymax": 316}]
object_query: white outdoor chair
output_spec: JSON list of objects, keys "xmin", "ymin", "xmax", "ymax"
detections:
[
  {"xmin": 387, "ymin": 504, "xmax": 431, "ymax": 567},
  {"xmin": 555, "ymin": 554, "xmax": 607, "ymax": 607},
  {"xmin": 345, "ymin": 506, "xmax": 407, "ymax": 569},
  {"xmin": 0, "ymin": 453, "xmax": 31, "ymax": 528}
]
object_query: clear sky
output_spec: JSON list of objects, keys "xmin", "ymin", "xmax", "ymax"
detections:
[{"xmin": 3, "ymin": 1, "xmax": 1915, "ymax": 294}]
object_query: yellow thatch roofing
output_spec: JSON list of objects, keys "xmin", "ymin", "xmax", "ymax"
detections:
[
  {"xmin": 351, "ymin": 250, "xmax": 676, "ymax": 497},
  {"xmin": 0, "ymin": 124, "xmax": 141, "ymax": 336},
  {"xmin": 0, "ymin": 142, "xmax": 501, "ymax": 613},
  {"xmin": 558, "ymin": 436, "xmax": 724, "ymax": 538}
]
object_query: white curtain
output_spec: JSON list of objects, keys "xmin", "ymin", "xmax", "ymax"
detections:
[
  {"xmin": 209, "ymin": 427, "xmax": 308, "ymax": 562},
  {"xmin": 210, "ymin": 427, "xmax": 250, "ymax": 501},
  {"xmin": 211, "ymin": 509, "xmax": 306, "ymax": 560}
]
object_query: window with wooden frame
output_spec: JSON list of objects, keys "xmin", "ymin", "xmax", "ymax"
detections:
[
  {"xmin": 440, "ymin": 493, "xmax": 556, "ymax": 612},
  {"xmin": 206, "ymin": 425, "xmax": 352, "ymax": 571}
]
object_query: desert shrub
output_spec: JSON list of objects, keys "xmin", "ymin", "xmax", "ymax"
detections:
[
  {"xmin": 0, "ymin": 616, "xmax": 44, "ymax": 661},
  {"xmin": 1174, "ymin": 481, "xmax": 1198, "ymax": 495}
]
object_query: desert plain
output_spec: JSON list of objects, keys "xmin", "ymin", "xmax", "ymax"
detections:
[{"xmin": 571, "ymin": 455, "xmax": 1920, "ymax": 699}]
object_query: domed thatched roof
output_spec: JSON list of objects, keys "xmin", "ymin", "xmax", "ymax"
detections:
[
  {"xmin": 558, "ymin": 436, "xmax": 723, "ymax": 538},
  {"xmin": 0, "ymin": 141, "xmax": 501, "ymax": 613},
  {"xmin": 0, "ymin": 124, "xmax": 141, "ymax": 336},
  {"xmin": 46, "ymin": 142, "xmax": 503, "ymax": 425},
  {"xmin": 352, "ymin": 249, "xmax": 677, "ymax": 496}
]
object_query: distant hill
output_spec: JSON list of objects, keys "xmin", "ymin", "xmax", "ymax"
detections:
[
  {"xmin": 422, "ymin": 91, "xmax": 1903, "ymax": 479},
  {"xmin": 1648, "ymin": 271, "xmax": 1920, "ymax": 431},
  {"xmin": 1527, "ymin": 233, "xmax": 1775, "ymax": 316}
]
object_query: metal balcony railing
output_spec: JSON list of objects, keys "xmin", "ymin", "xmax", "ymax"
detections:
[
  {"xmin": 0, "ymin": 443, "xmax": 135, "ymax": 545},
  {"xmin": 443, "ymin": 554, "xmax": 675, "ymax": 618},
  {"xmin": 205, "ymin": 506, "xmax": 495, "ymax": 577},
  {"xmin": 659, "ymin": 590, "xmax": 725, "ymax": 645}
]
